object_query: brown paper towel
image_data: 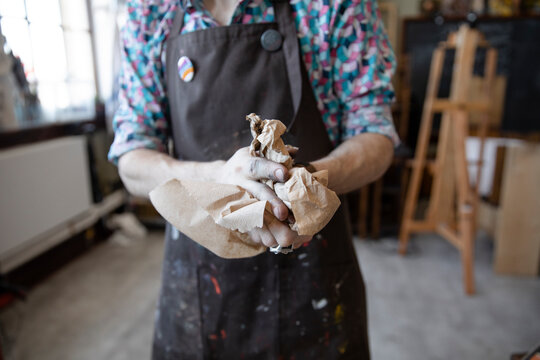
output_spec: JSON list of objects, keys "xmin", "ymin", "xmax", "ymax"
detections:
[
  {"xmin": 149, "ymin": 113, "xmax": 340, "ymax": 258},
  {"xmin": 150, "ymin": 179, "xmax": 267, "ymax": 258}
]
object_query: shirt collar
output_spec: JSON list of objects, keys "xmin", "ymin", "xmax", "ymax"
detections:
[
  {"xmin": 180, "ymin": 0, "xmax": 248, "ymax": 11},
  {"xmin": 179, "ymin": 0, "xmax": 196, "ymax": 11}
]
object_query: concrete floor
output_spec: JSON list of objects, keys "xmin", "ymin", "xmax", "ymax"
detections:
[
  {"xmin": 356, "ymin": 233, "xmax": 540, "ymax": 360},
  {"xmin": 1, "ymin": 230, "xmax": 539, "ymax": 360}
]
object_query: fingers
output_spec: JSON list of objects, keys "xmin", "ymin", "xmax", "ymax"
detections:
[
  {"xmin": 249, "ymin": 212, "xmax": 314, "ymax": 250},
  {"xmin": 246, "ymin": 156, "xmax": 289, "ymax": 183},
  {"xmin": 239, "ymin": 180, "xmax": 289, "ymax": 221},
  {"xmin": 224, "ymin": 147, "xmax": 291, "ymax": 221},
  {"xmin": 249, "ymin": 225, "xmax": 278, "ymax": 248},
  {"xmin": 265, "ymin": 212, "xmax": 313, "ymax": 248},
  {"xmin": 229, "ymin": 147, "xmax": 288, "ymax": 182},
  {"xmin": 265, "ymin": 212, "xmax": 295, "ymax": 247}
]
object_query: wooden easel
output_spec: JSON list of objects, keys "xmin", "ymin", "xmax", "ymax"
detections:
[{"xmin": 399, "ymin": 25, "xmax": 498, "ymax": 295}]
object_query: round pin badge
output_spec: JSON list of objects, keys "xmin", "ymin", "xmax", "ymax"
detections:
[{"xmin": 177, "ymin": 56, "xmax": 194, "ymax": 82}]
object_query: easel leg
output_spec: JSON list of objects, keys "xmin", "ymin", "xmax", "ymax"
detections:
[
  {"xmin": 460, "ymin": 206, "xmax": 475, "ymax": 294},
  {"xmin": 472, "ymin": 48, "xmax": 498, "ymax": 225},
  {"xmin": 453, "ymin": 110, "xmax": 476, "ymax": 294},
  {"xmin": 399, "ymin": 47, "xmax": 446, "ymax": 255},
  {"xmin": 426, "ymin": 112, "xmax": 452, "ymax": 224}
]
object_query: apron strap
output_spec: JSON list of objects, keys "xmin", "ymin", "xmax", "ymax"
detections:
[
  {"xmin": 273, "ymin": 0, "xmax": 303, "ymax": 130},
  {"xmin": 170, "ymin": 3, "xmax": 186, "ymax": 37}
]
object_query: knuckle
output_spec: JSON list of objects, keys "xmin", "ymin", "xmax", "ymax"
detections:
[
  {"xmin": 248, "ymin": 229, "xmax": 261, "ymax": 244},
  {"xmin": 248, "ymin": 182, "xmax": 264, "ymax": 199},
  {"xmin": 262, "ymin": 189, "xmax": 278, "ymax": 203},
  {"xmin": 257, "ymin": 184, "xmax": 278, "ymax": 203},
  {"xmin": 248, "ymin": 158, "xmax": 262, "ymax": 178},
  {"xmin": 262, "ymin": 233, "xmax": 275, "ymax": 247},
  {"xmin": 226, "ymin": 165, "xmax": 242, "ymax": 179},
  {"xmin": 276, "ymin": 229, "xmax": 295, "ymax": 247},
  {"xmin": 284, "ymin": 233, "xmax": 296, "ymax": 247}
]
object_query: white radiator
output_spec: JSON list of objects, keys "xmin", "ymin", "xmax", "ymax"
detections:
[{"xmin": 0, "ymin": 136, "xmax": 92, "ymax": 271}]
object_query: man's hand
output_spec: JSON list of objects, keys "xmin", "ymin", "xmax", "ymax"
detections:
[
  {"xmin": 216, "ymin": 147, "xmax": 311, "ymax": 248},
  {"xmin": 118, "ymin": 147, "xmax": 313, "ymax": 248},
  {"xmin": 216, "ymin": 147, "xmax": 289, "ymax": 220},
  {"xmin": 250, "ymin": 212, "xmax": 312, "ymax": 249}
]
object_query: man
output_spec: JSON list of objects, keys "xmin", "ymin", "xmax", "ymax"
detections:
[{"xmin": 110, "ymin": 0, "xmax": 398, "ymax": 358}]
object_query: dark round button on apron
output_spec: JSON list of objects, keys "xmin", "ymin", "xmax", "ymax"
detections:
[{"xmin": 260, "ymin": 29, "xmax": 282, "ymax": 52}]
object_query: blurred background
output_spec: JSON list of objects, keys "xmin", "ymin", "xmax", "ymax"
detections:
[{"xmin": 0, "ymin": 0, "xmax": 539, "ymax": 359}]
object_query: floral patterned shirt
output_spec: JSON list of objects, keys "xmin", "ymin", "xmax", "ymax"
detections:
[{"xmin": 108, "ymin": 0, "xmax": 399, "ymax": 164}]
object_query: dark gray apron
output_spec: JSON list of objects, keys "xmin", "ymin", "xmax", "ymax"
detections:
[{"xmin": 154, "ymin": 1, "xmax": 369, "ymax": 358}]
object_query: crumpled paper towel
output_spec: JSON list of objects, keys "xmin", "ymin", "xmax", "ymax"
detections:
[
  {"xmin": 246, "ymin": 113, "xmax": 340, "ymax": 235},
  {"xmin": 149, "ymin": 113, "xmax": 341, "ymax": 258}
]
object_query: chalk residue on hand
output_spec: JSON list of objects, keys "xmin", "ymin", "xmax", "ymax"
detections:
[
  {"xmin": 149, "ymin": 113, "xmax": 341, "ymax": 259},
  {"xmin": 246, "ymin": 113, "xmax": 340, "ymax": 236}
]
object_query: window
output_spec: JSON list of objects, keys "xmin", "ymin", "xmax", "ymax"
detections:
[{"xmin": 0, "ymin": 0, "xmax": 97, "ymax": 123}]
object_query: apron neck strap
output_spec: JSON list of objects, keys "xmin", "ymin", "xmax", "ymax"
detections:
[
  {"xmin": 273, "ymin": 0, "xmax": 303, "ymax": 130},
  {"xmin": 170, "ymin": 3, "xmax": 186, "ymax": 38},
  {"xmin": 169, "ymin": 0, "xmax": 302, "ymax": 127}
]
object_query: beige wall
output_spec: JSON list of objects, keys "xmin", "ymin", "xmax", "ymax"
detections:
[
  {"xmin": 392, "ymin": 0, "xmax": 421, "ymax": 17},
  {"xmin": 379, "ymin": 0, "xmax": 421, "ymax": 54}
]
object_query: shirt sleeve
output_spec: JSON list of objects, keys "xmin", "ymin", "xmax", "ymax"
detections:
[
  {"xmin": 331, "ymin": 0, "xmax": 400, "ymax": 146},
  {"xmin": 107, "ymin": 1, "xmax": 176, "ymax": 165}
]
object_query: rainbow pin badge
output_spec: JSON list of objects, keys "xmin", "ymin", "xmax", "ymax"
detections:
[{"xmin": 177, "ymin": 56, "xmax": 194, "ymax": 82}]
